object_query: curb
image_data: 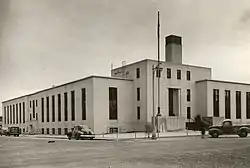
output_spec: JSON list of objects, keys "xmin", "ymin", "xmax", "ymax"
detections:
[{"xmin": 31, "ymin": 134, "xmax": 201, "ymax": 141}]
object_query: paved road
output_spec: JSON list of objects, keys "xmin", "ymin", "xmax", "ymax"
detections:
[{"xmin": 0, "ymin": 135, "xmax": 250, "ymax": 168}]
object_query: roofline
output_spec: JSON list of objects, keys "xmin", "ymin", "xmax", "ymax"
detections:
[
  {"xmin": 196, "ymin": 79, "xmax": 250, "ymax": 86},
  {"xmin": 112, "ymin": 59, "xmax": 148, "ymax": 71},
  {"xmin": 2, "ymin": 75, "xmax": 133, "ymax": 103},
  {"xmin": 112, "ymin": 58, "xmax": 211, "ymax": 70}
]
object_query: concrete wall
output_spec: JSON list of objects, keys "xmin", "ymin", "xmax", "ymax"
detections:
[
  {"xmin": 111, "ymin": 60, "xmax": 148, "ymax": 131},
  {"xmin": 2, "ymin": 77, "xmax": 95, "ymax": 135},
  {"xmin": 112, "ymin": 59, "xmax": 212, "ymax": 130},
  {"xmin": 2, "ymin": 76, "xmax": 134, "ymax": 135},
  {"xmin": 2, "ymin": 96, "xmax": 29, "ymax": 132},
  {"xmin": 146, "ymin": 60, "xmax": 211, "ymax": 122},
  {"xmin": 93, "ymin": 77, "xmax": 134, "ymax": 134},
  {"xmin": 196, "ymin": 82, "xmax": 208, "ymax": 117},
  {"xmin": 197, "ymin": 80, "xmax": 250, "ymax": 124}
]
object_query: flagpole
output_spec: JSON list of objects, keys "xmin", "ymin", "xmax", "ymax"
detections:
[{"xmin": 156, "ymin": 11, "xmax": 162, "ymax": 137}]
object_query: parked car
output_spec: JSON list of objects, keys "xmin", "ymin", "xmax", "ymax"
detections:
[
  {"xmin": 5, "ymin": 126, "xmax": 20, "ymax": 137},
  {"xmin": 67, "ymin": 125, "xmax": 95, "ymax": 140},
  {"xmin": 208, "ymin": 119, "xmax": 250, "ymax": 138},
  {"xmin": 0, "ymin": 127, "xmax": 8, "ymax": 136}
]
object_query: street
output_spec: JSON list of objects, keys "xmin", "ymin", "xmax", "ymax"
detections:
[{"xmin": 0, "ymin": 135, "xmax": 250, "ymax": 168}]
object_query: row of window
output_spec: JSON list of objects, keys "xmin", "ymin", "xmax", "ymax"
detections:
[
  {"xmin": 4, "ymin": 87, "xmax": 118, "ymax": 124},
  {"xmin": 3, "ymin": 102, "xmax": 25, "ymax": 125},
  {"xmin": 137, "ymin": 88, "xmax": 191, "ymax": 102},
  {"xmin": 213, "ymin": 89, "xmax": 250, "ymax": 119},
  {"xmin": 136, "ymin": 67, "xmax": 191, "ymax": 81},
  {"xmin": 41, "ymin": 128, "xmax": 68, "ymax": 135},
  {"xmin": 41, "ymin": 89, "xmax": 86, "ymax": 123}
]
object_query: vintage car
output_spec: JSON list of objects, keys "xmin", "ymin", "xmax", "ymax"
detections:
[
  {"xmin": 66, "ymin": 125, "xmax": 95, "ymax": 140},
  {"xmin": 5, "ymin": 126, "xmax": 20, "ymax": 137},
  {"xmin": 0, "ymin": 127, "xmax": 8, "ymax": 136},
  {"xmin": 208, "ymin": 119, "xmax": 250, "ymax": 138}
]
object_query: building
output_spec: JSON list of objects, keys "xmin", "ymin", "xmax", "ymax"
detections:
[
  {"xmin": 2, "ymin": 35, "xmax": 250, "ymax": 135},
  {"xmin": 0, "ymin": 116, "xmax": 2, "ymax": 128}
]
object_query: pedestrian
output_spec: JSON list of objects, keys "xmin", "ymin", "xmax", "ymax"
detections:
[
  {"xmin": 195, "ymin": 114, "xmax": 206, "ymax": 139},
  {"xmin": 200, "ymin": 125, "xmax": 206, "ymax": 139}
]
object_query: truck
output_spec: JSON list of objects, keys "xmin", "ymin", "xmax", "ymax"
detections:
[
  {"xmin": 67, "ymin": 125, "xmax": 95, "ymax": 140},
  {"xmin": 208, "ymin": 119, "xmax": 250, "ymax": 138},
  {"xmin": 5, "ymin": 126, "xmax": 20, "ymax": 137}
]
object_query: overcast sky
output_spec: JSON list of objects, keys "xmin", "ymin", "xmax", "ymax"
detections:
[{"xmin": 1, "ymin": 0, "xmax": 250, "ymax": 115}]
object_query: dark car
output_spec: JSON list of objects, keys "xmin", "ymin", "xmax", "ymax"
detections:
[
  {"xmin": 6, "ymin": 126, "xmax": 20, "ymax": 137},
  {"xmin": 208, "ymin": 119, "xmax": 250, "ymax": 138},
  {"xmin": 0, "ymin": 127, "xmax": 8, "ymax": 136},
  {"xmin": 67, "ymin": 125, "xmax": 95, "ymax": 140}
]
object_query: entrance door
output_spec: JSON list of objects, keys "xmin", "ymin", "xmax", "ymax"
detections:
[
  {"xmin": 169, "ymin": 88, "xmax": 180, "ymax": 116},
  {"xmin": 29, "ymin": 125, "xmax": 34, "ymax": 134}
]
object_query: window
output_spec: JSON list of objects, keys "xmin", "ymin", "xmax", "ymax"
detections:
[
  {"xmin": 30, "ymin": 114, "xmax": 32, "ymax": 121},
  {"xmin": 177, "ymin": 70, "xmax": 181, "ymax": 80},
  {"xmin": 19, "ymin": 103, "xmax": 22, "ymax": 124},
  {"xmin": 33, "ymin": 100, "xmax": 35, "ymax": 118},
  {"xmin": 41, "ymin": 128, "xmax": 44, "ymax": 134},
  {"xmin": 82, "ymin": 88, "xmax": 86, "ymax": 120},
  {"xmin": 187, "ymin": 107, "xmax": 191, "ymax": 119},
  {"xmin": 46, "ymin": 97, "xmax": 49, "ymax": 122},
  {"xmin": 64, "ymin": 93, "xmax": 68, "ymax": 121},
  {"xmin": 41, "ymin": 98, "xmax": 44, "ymax": 122},
  {"xmin": 52, "ymin": 128, "xmax": 55, "ymax": 134},
  {"xmin": 13, "ymin": 105, "xmax": 15, "ymax": 124},
  {"xmin": 169, "ymin": 88, "xmax": 174, "ymax": 116},
  {"xmin": 7, "ymin": 106, "xmax": 9, "ymax": 124},
  {"xmin": 47, "ymin": 128, "xmax": 50, "ymax": 134},
  {"xmin": 109, "ymin": 87, "xmax": 118, "ymax": 120},
  {"xmin": 136, "ymin": 68, "xmax": 140, "ymax": 78},
  {"xmin": 64, "ymin": 128, "xmax": 68, "ymax": 135},
  {"xmin": 186, "ymin": 71, "xmax": 191, "ymax": 81},
  {"xmin": 187, "ymin": 89, "xmax": 191, "ymax": 102},
  {"xmin": 247, "ymin": 92, "xmax": 250, "ymax": 119},
  {"xmin": 236, "ymin": 91, "xmax": 241, "ymax": 119},
  {"xmin": 36, "ymin": 100, "xmax": 38, "ymax": 107},
  {"xmin": 109, "ymin": 127, "xmax": 118, "ymax": 133},
  {"xmin": 23, "ymin": 102, "xmax": 25, "ymax": 123},
  {"xmin": 137, "ymin": 107, "xmax": 140, "ymax": 120},
  {"xmin": 167, "ymin": 68, "xmax": 171, "ymax": 78},
  {"xmin": 137, "ymin": 88, "xmax": 140, "ymax": 101},
  {"xmin": 213, "ymin": 89, "xmax": 219, "ymax": 117},
  {"xmin": 71, "ymin": 91, "xmax": 75, "ymax": 121},
  {"xmin": 36, "ymin": 113, "xmax": 38, "ymax": 120},
  {"xmin": 225, "ymin": 90, "xmax": 231, "ymax": 119},
  {"xmin": 52, "ymin": 95, "xmax": 55, "ymax": 122},
  {"xmin": 58, "ymin": 128, "xmax": 61, "ymax": 135},
  {"xmin": 58, "ymin": 94, "xmax": 61, "ymax": 122},
  {"xmin": 30, "ymin": 101, "xmax": 31, "ymax": 108},
  {"xmin": 23, "ymin": 128, "xmax": 25, "ymax": 133},
  {"xmin": 16, "ymin": 104, "xmax": 18, "ymax": 124},
  {"xmin": 4, "ymin": 107, "xmax": 6, "ymax": 124},
  {"xmin": 10, "ymin": 105, "xmax": 12, "ymax": 124}
]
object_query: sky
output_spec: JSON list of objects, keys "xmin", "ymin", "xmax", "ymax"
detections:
[{"xmin": 1, "ymin": 0, "xmax": 250, "ymax": 115}]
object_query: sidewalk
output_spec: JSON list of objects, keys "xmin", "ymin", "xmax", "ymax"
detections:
[{"xmin": 22, "ymin": 130, "xmax": 203, "ymax": 141}]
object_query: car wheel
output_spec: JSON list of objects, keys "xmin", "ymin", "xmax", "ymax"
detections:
[
  {"xmin": 68, "ymin": 137, "xmax": 72, "ymax": 140},
  {"xmin": 76, "ymin": 134, "xmax": 80, "ymax": 140},
  {"xmin": 211, "ymin": 131, "xmax": 219, "ymax": 138},
  {"xmin": 239, "ymin": 130, "xmax": 248, "ymax": 137}
]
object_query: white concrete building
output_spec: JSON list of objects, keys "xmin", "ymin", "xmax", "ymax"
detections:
[{"xmin": 2, "ymin": 35, "xmax": 250, "ymax": 135}]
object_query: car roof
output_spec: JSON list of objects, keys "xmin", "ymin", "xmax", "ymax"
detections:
[{"xmin": 223, "ymin": 119, "xmax": 232, "ymax": 122}]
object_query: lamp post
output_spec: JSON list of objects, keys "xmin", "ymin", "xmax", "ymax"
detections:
[{"xmin": 152, "ymin": 65, "xmax": 156, "ymax": 139}]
